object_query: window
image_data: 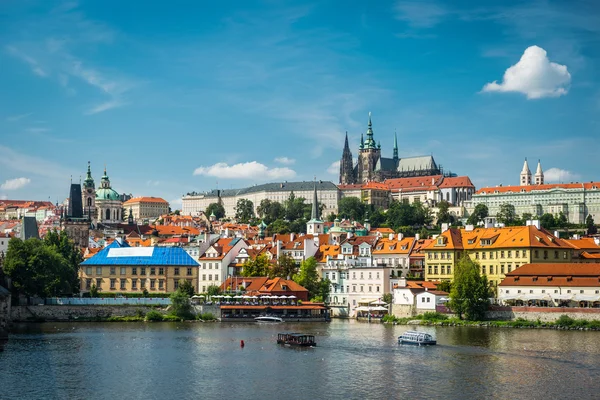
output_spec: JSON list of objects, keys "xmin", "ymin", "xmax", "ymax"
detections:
[
  {"xmin": 541, "ymin": 290, "xmax": 545, "ymax": 293},
  {"xmin": 140, "ymin": 279, "xmax": 146, "ymax": 289},
  {"xmin": 215, "ymin": 263, "xmax": 219, "ymax": 270},
  {"xmin": 159, "ymin": 268, "xmax": 164, "ymax": 275},
  {"xmin": 132, "ymin": 280, "xmax": 137, "ymax": 290},
  {"xmin": 150, "ymin": 279, "xmax": 156, "ymax": 289},
  {"xmin": 86, "ymin": 279, "xmax": 91, "ymax": 289},
  {"xmin": 554, "ymin": 251, "xmax": 559, "ymax": 259},
  {"xmin": 368, "ymin": 272, "xmax": 372, "ymax": 279},
  {"xmin": 132, "ymin": 267, "xmax": 137, "ymax": 275},
  {"xmin": 214, "ymin": 274, "xmax": 218, "ymax": 281},
  {"xmin": 515, "ymin": 250, "xmax": 519, "ymax": 258},
  {"xmin": 208, "ymin": 275, "xmax": 212, "ymax": 280},
  {"xmin": 187, "ymin": 268, "xmax": 193, "ymax": 276},
  {"xmin": 482, "ymin": 252, "xmax": 486, "ymax": 260},
  {"xmin": 543, "ymin": 250, "xmax": 548, "ymax": 260},
  {"xmin": 175, "ymin": 281, "xmax": 180, "ymax": 289},
  {"xmin": 202, "ymin": 274, "xmax": 206, "ymax": 281},
  {"xmin": 208, "ymin": 263, "xmax": 212, "ymax": 269},
  {"xmin": 490, "ymin": 252, "xmax": 494, "ymax": 260},
  {"xmin": 333, "ymin": 273, "xmax": 336, "ymax": 280},
  {"xmin": 376, "ymin": 286, "xmax": 380, "ymax": 292},
  {"xmin": 563, "ymin": 251, "xmax": 568, "ymax": 259},
  {"xmin": 119, "ymin": 267, "xmax": 125, "ymax": 275},
  {"xmin": 86, "ymin": 267, "xmax": 92, "ymax": 275},
  {"xmin": 202, "ymin": 263, "xmax": 206, "ymax": 269},
  {"xmin": 501, "ymin": 265, "xmax": 505, "ymax": 274},
  {"xmin": 326, "ymin": 272, "xmax": 330, "ymax": 279},
  {"xmin": 506, "ymin": 290, "xmax": 510, "ymax": 294},
  {"xmin": 353, "ymin": 272, "xmax": 356, "ymax": 279},
  {"xmin": 360, "ymin": 286, "xmax": 364, "ymax": 292},
  {"xmin": 534, "ymin": 250, "xmax": 539, "ymax": 258},
  {"xmin": 441, "ymin": 266, "xmax": 445, "ymax": 275},
  {"xmin": 434, "ymin": 266, "xmax": 438, "ymax": 275},
  {"xmin": 482, "ymin": 266, "xmax": 486, "ymax": 275},
  {"xmin": 96, "ymin": 267, "xmax": 102, "ymax": 275},
  {"xmin": 475, "ymin": 252, "xmax": 479, "ymax": 260},
  {"xmin": 580, "ymin": 290, "xmax": 584, "ymax": 294},
  {"xmin": 150, "ymin": 268, "xmax": 156, "ymax": 275},
  {"xmin": 96, "ymin": 278, "xmax": 102, "ymax": 289},
  {"xmin": 120, "ymin": 279, "xmax": 126, "ymax": 290},
  {"xmin": 530, "ymin": 290, "xmax": 533, "ymax": 294},
  {"xmin": 428, "ymin": 266, "xmax": 432, "ymax": 275},
  {"xmin": 360, "ymin": 272, "xmax": 364, "ymax": 279},
  {"xmin": 159, "ymin": 280, "xmax": 164, "ymax": 290},
  {"xmin": 554, "ymin": 289, "xmax": 558, "ymax": 293},
  {"xmin": 141, "ymin": 267, "xmax": 146, "ymax": 275},
  {"xmin": 447, "ymin": 266, "xmax": 452, "ymax": 275},
  {"xmin": 369, "ymin": 286, "xmax": 372, "ymax": 292},
  {"xmin": 500, "ymin": 251, "xmax": 505, "ymax": 259},
  {"xmin": 110, "ymin": 278, "xmax": 116, "ymax": 290},
  {"xmin": 110, "ymin": 267, "xmax": 116, "ymax": 275},
  {"xmin": 523, "ymin": 250, "xmax": 527, "ymax": 258},
  {"xmin": 352, "ymin": 285, "xmax": 356, "ymax": 292},
  {"xmin": 173, "ymin": 267, "xmax": 179, "ymax": 276}
]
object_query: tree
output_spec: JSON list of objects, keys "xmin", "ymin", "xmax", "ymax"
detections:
[
  {"xmin": 586, "ymin": 214, "xmax": 598, "ymax": 235},
  {"xmin": 206, "ymin": 285, "xmax": 221, "ymax": 296},
  {"xmin": 292, "ymin": 257, "xmax": 320, "ymax": 300},
  {"xmin": 44, "ymin": 230, "xmax": 81, "ymax": 295},
  {"xmin": 367, "ymin": 206, "xmax": 386, "ymax": 228},
  {"xmin": 556, "ymin": 211, "xmax": 568, "ymax": 229},
  {"xmin": 234, "ymin": 199, "xmax": 255, "ymax": 223},
  {"xmin": 89, "ymin": 284, "xmax": 99, "ymax": 298},
  {"xmin": 169, "ymin": 289, "xmax": 193, "ymax": 319},
  {"xmin": 467, "ymin": 204, "xmax": 489, "ymax": 226},
  {"xmin": 270, "ymin": 254, "xmax": 298, "ymax": 279},
  {"xmin": 267, "ymin": 219, "xmax": 290, "ymax": 235},
  {"xmin": 386, "ymin": 201, "xmax": 414, "ymax": 231},
  {"xmin": 521, "ymin": 212, "xmax": 533, "ymax": 223},
  {"xmin": 418, "ymin": 227, "xmax": 429, "ymax": 240},
  {"xmin": 284, "ymin": 192, "xmax": 306, "ymax": 221},
  {"xmin": 539, "ymin": 213, "xmax": 555, "ymax": 229},
  {"xmin": 437, "ymin": 280, "xmax": 452, "ymax": 293},
  {"xmin": 338, "ymin": 197, "xmax": 366, "ymax": 221},
  {"xmin": 382, "ymin": 293, "xmax": 393, "ymax": 304},
  {"xmin": 257, "ymin": 199, "xmax": 285, "ymax": 224},
  {"xmin": 412, "ymin": 202, "xmax": 433, "ymax": 227},
  {"xmin": 311, "ymin": 278, "xmax": 331, "ymax": 303},
  {"xmin": 496, "ymin": 203, "xmax": 518, "ymax": 226},
  {"xmin": 241, "ymin": 254, "xmax": 270, "ymax": 277},
  {"xmin": 178, "ymin": 279, "xmax": 195, "ymax": 297},
  {"xmin": 436, "ymin": 200, "xmax": 453, "ymax": 225},
  {"xmin": 206, "ymin": 203, "xmax": 225, "ymax": 220},
  {"xmin": 448, "ymin": 255, "xmax": 490, "ymax": 321}
]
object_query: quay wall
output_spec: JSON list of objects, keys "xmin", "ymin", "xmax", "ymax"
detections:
[
  {"xmin": 485, "ymin": 307, "xmax": 600, "ymax": 322},
  {"xmin": 10, "ymin": 305, "xmax": 167, "ymax": 322}
]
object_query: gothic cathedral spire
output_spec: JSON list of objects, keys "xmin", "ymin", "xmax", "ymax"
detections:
[{"xmin": 339, "ymin": 131, "xmax": 356, "ymax": 184}]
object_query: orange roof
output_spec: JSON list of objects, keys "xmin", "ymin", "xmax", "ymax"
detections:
[
  {"xmin": 477, "ymin": 182, "xmax": 600, "ymax": 195},
  {"xmin": 581, "ymin": 252, "xmax": 600, "ymax": 259},
  {"xmin": 439, "ymin": 176, "xmax": 474, "ymax": 188},
  {"xmin": 316, "ymin": 244, "xmax": 341, "ymax": 262},
  {"xmin": 500, "ymin": 263, "xmax": 600, "ymax": 287},
  {"xmin": 338, "ymin": 184, "xmax": 363, "ymax": 190},
  {"xmin": 565, "ymin": 238, "xmax": 600, "ymax": 251},
  {"xmin": 123, "ymin": 196, "xmax": 169, "ymax": 205},
  {"xmin": 370, "ymin": 227, "xmax": 395, "ymax": 235},
  {"xmin": 409, "ymin": 239, "xmax": 434, "ymax": 258},
  {"xmin": 152, "ymin": 225, "xmax": 199, "ymax": 236},
  {"xmin": 362, "ymin": 181, "xmax": 389, "ymax": 190},
  {"xmin": 385, "ymin": 175, "xmax": 443, "ymax": 190},
  {"xmin": 425, "ymin": 226, "xmax": 573, "ymax": 251},
  {"xmin": 373, "ymin": 237, "xmax": 414, "ymax": 255}
]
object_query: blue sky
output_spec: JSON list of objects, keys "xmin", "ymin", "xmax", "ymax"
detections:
[{"xmin": 1, "ymin": 0, "xmax": 599, "ymax": 208}]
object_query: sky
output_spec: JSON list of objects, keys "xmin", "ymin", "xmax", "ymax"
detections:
[{"xmin": 1, "ymin": 0, "xmax": 599, "ymax": 208}]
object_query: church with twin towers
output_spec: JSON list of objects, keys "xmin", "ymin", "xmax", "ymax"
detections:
[{"xmin": 339, "ymin": 112, "xmax": 451, "ymax": 184}]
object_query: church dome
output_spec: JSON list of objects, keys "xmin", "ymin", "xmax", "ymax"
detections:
[{"xmin": 96, "ymin": 187, "xmax": 121, "ymax": 201}]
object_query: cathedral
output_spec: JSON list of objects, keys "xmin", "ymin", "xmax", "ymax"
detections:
[
  {"xmin": 81, "ymin": 162, "xmax": 125, "ymax": 225},
  {"xmin": 339, "ymin": 113, "xmax": 445, "ymax": 184}
]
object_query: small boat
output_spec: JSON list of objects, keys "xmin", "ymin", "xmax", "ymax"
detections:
[
  {"xmin": 398, "ymin": 330, "xmax": 436, "ymax": 346},
  {"xmin": 277, "ymin": 333, "xmax": 316, "ymax": 347},
  {"xmin": 255, "ymin": 316, "xmax": 283, "ymax": 323}
]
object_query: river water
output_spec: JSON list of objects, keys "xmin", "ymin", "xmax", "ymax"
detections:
[{"xmin": 2, "ymin": 320, "xmax": 600, "ymax": 400}]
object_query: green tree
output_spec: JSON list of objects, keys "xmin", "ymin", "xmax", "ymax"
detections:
[
  {"xmin": 288, "ymin": 219, "xmax": 307, "ymax": 234},
  {"xmin": 448, "ymin": 255, "xmax": 490, "ymax": 321},
  {"xmin": 521, "ymin": 212, "xmax": 533, "ymax": 223},
  {"xmin": 241, "ymin": 254, "xmax": 270, "ymax": 277},
  {"xmin": 206, "ymin": 285, "xmax": 221, "ymax": 296},
  {"xmin": 270, "ymin": 254, "xmax": 298, "ymax": 279},
  {"xmin": 418, "ymin": 227, "xmax": 430, "ymax": 240},
  {"xmin": 234, "ymin": 199, "xmax": 255, "ymax": 223},
  {"xmin": 556, "ymin": 211, "xmax": 568, "ymax": 229},
  {"xmin": 412, "ymin": 202, "xmax": 433, "ymax": 227},
  {"xmin": 467, "ymin": 204, "xmax": 489, "ymax": 226},
  {"xmin": 338, "ymin": 197, "xmax": 366, "ymax": 221},
  {"xmin": 284, "ymin": 192, "xmax": 306, "ymax": 221},
  {"xmin": 89, "ymin": 284, "xmax": 99, "ymax": 298},
  {"xmin": 586, "ymin": 214, "xmax": 598, "ymax": 235},
  {"xmin": 496, "ymin": 203, "xmax": 519, "ymax": 226},
  {"xmin": 178, "ymin": 279, "xmax": 195, "ymax": 297},
  {"xmin": 292, "ymin": 257, "xmax": 320, "ymax": 299},
  {"xmin": 257, "ymin": 199, "xmax": 285, "ymax": 224},
  {"xmin": 205, "ymin": 203, "xmax": 225, "ymax": 220},
  {"xmin": 311, "ymin": 278, "xmax": 331, "ymax": 303},
  {"xmin": 436, "ymin": 200, "xmax": 453, "ymax": 225},
  {"xmin": 539, "ymin": 213, "xmax": 555, "ymax": 229},
  {"xmin": 267, "ymin": 219, "xmax": 291, "ymax": 234},
  {"xmin": 44, "ymin": 230, "xmax": 81, "ymax": 295},
  {"xmin": 169, "ymin": 289, "xmax": 193, "ymax": 319},
  {"xmin": 367, "ymin": 206, "xmax": 386, "ymax": 228},
  {"xmin": 437, "ymin": 280, "xmax": 452, "ymax": 293},
  {"xmin": 382, "ymin": 293, "xmax": 393, "ymax": 304},
  {"xmin": 386, "ymin": 201, "xmax": 414, "ymax": 231}
]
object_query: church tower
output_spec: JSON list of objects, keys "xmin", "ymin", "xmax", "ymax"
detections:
[
  {"xmin": 82, "ymin": 161, "xmax": 96, "ymax": 221},
  {"xmin": 534, "ymin": 160, "xmax": 544, "ymax": 185},
  {"xmin": 306, "ymin": 182, "xmax": 324, "ymax": 235},
  {"xmin": 393, "ymin": 130, "xmax": 399, "ymax": 167},
  {"xmin": 520, "ymin": 158, "xmax": 532, "ymax": 186},
  {"xmin": 357, "ymin": 112, "xmax": 381, "ymax": 183},
  {"xmin": 339, "ymin": 132, "xmax": 356, "ymax": 184}
]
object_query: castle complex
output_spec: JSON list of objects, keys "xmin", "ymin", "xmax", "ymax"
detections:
[{"xmin": 339, "ymin": 113, "xmax": 448, "ymax": 184}]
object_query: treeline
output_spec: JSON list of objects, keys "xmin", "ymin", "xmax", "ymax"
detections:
[{"xmin": 3, "ymin": 230, "xmax": 82, "ymax": 298}]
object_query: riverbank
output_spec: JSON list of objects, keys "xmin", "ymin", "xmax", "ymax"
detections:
[{"xmin": 383, "ymin": 313, "xmax": 600, "ymax": 330}]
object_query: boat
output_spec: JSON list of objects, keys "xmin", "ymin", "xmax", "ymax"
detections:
[
  {"xmin": 398, "ymin": 330, "xmax": 436, "ymax": 346},
  {"xmin": 254, "ymin": 316, "xmax": 283, "ymax": 323},
  {"xmin": 277, "ymin": 332, "xmax": 316, "ymax": 347}
]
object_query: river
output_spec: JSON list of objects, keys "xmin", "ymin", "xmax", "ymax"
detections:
[{"xmin": 2, "ymin": 320, "xmax": 600, "ymax": 399}]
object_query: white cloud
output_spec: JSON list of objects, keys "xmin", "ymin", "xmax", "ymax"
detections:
[
  {"xmin": 193, "ymin": 162, "xmax": 296, "ymax": 180},
  {"xmin": 327, "ymin": 160, "xmax": 340, "ymax": 175},
  {"xmin": 85, "ymin": 99, "xmax": 125, "ymax": 115},
  {"xmin": 5, "ymin": 46, "xmax": 48, "ymax": 77},
  {"xmin": 394, "ymin": 1, "xmax": 448, "ymax": 28},
  {"xmin": 482, "ymin": 46, "xmax": 571, "ymax": 99},
  {"xmin": 0, "ymin": 177, "xmax": 31, "ymax": 190},
  {"xmin": 274, "ymin": 157, "xmax": 295, "ymax": 165},
  {"xmin": 0, "ymin": 194, "xmax": 7, "ymax": 200},
  {"xmin": 169, "ymin": 198, "xmax": 183, "ymax": 208},
  {"xmin": 544, "ymin": 168, "xmax": 580, "ymax": 183}
]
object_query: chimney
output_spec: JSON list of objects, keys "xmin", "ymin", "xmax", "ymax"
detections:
[
  {"xmin": 397, "ymin": 232, "xmax": 403, "ymax": 241},
  {"xmin": 554, "ymin": 231, "xmax": 560, "ymax": 239},
  {"xmin": 398, "ymin": 277, "xmax": 407, "ymax": 288},
  {"xmin": 441, "ymin": 223, "xmax": 449, "ymax": 233},
  {"xmin": 290, "ymin": 233, "xmax": 295, "ymax": 242},
  {"xmin": 531, "ymin": 220, "xmax": 540, "ymax": 229},
  {"xmin": 484, "ymin": 221, "xmax": 493, "ymax": 229},
  {"xmin": 415, "ymin": 233, "xmax": 420, "ymax": 241},
  {"xmin": 465, "ymin": 224, "xmax": 474, "ymax": 232},
  {"xmin": 388, "ymin": 233, "xmax": 394, "ymax": 241},
  {"xmin": 276, "ymin": 240, "xmax": 281, "ymax": 259},
  {"xmin": 594, "ymin": 237, "xmax": 599, "ymax": 246}
]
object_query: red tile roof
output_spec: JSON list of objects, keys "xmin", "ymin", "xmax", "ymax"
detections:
[
  {"xmin": 123, "ymin": 196, "xmax": 169, "ymax": 205},
  {"xmin": 476, "ymin": 182, "xmax": 600, "ymax": 195},
  {"xmin": 439, "ymin": 176, "xmax": 475, "ymax": 188},
  {"xmin": 499, "ymin": 263, "xmax": 600, "ymax": 287},
  {"xmin": 385, "ymin": 175, "xmax": 443, "ymax": 190}
]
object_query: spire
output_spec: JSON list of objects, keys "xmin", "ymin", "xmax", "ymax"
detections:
[
  {"xmin": 521, "ymin": 158, "xmax": 531, "ymax": 174},
  {"xmin": 520, "ymin": 158, "xmax": 532, "ymax": 186},
  {"xmin": 536, "ymin": 159, "xmax": 543, "ymax": 174},
  {"xmin": 359, "ymin": 133, "xmax": 364, "ymax": 149},
  {"xmin": 393, "ymin": 130, "xmax": 398, "ymax": 161},
  {"xmin": 535, "ymin": 159, "xmax": 544, "ymax": 185},
  {"xmin": 364, "ymin": 112, "xmax": 375, "ymax": 148},
  {"xmin": 343, "ymin": 131, "xmax": 349, "ymax": 151},
  {"xmin": 311, "ymin": 181, "xmax": 319, "ymax": 220},
  {"xmin": 83, "ymin": 161, "xmax": 95, "ymax": 189}
]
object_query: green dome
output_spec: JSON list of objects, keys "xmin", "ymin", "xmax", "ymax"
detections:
[{"xmin": 96, "ymin": 188, "xmax": 121, "ymax": 201}]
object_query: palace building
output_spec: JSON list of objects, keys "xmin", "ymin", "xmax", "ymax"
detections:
[{"xmin": 339, "ymin": 113, "xmax": 450, "ymax": 184}]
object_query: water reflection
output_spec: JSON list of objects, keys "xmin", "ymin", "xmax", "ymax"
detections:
[{"xmin": 2, "ymin": 321, "xmax": 600, "ymax": 399}]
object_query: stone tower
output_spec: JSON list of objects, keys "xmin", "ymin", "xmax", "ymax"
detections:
[
  {"xmin": 339, "ymin": 132, "xmax": 356, "ymax": 184},
  {"xmin": 520, "ymin": 158, "xmax": 532, "ymax": 186},
  {"xmin": 82, "ymin": 161, "xmax": 96, "ymax": 221},
  {"xmin": 534, "ymin": 160, "xmax": 544, "ymax": 185},
  {"xmin": 357, "ymin": 112, "xmax": 381, "ymax": 183},
  {"xmin": 393, "ymin": 130, "xmax": 399, "ymax": 167},
  {"xmin": 306, "ymin": 182, "xmax": 324, "ymax": 235}
]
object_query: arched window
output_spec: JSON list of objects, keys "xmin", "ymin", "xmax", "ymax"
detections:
[
  {"xmin": 105, "ymin": 209, "xmax": 110, "ymax": 221},
  {"xmin": 446, "ymin": 192, "xmax": 450, "ymax": 202},
  {"xmin": 87, "ymin": 198, "xmax": 92, "ymax": 207}
]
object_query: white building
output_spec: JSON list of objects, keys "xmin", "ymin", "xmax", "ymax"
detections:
[
  {"xmin": 415, "ymin": 290, "xmax": 448, "ymax": 311},
  {"xmin": 197, "ymin": 237, "xmax": 248, "ymax": 292},
  {"xmin": 182, "ymin": 181, "xmax": 340, "ymax": 219}
]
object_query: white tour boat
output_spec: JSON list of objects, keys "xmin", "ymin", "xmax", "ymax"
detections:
[
  {"xmin": 398, "ymin": 330, "xmax": 437, "ymax": 346},
  {"xmin": 254, "ymin": 316, "xmax": 283, "ymax": 323}
]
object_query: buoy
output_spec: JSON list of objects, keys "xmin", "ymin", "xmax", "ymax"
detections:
[{"xmin": 240, "ymin": 340, "xmax": 245, "ymax": 348}]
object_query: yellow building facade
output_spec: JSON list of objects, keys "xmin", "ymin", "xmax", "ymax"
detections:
[{"xmin": 424, "ymin": 225, "xmax": 574, "ymax": 286}]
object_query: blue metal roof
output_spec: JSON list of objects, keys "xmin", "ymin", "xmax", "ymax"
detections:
[{"xmin": 81, "ymin": 243, "xmax": 199, "ymax": 266}]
